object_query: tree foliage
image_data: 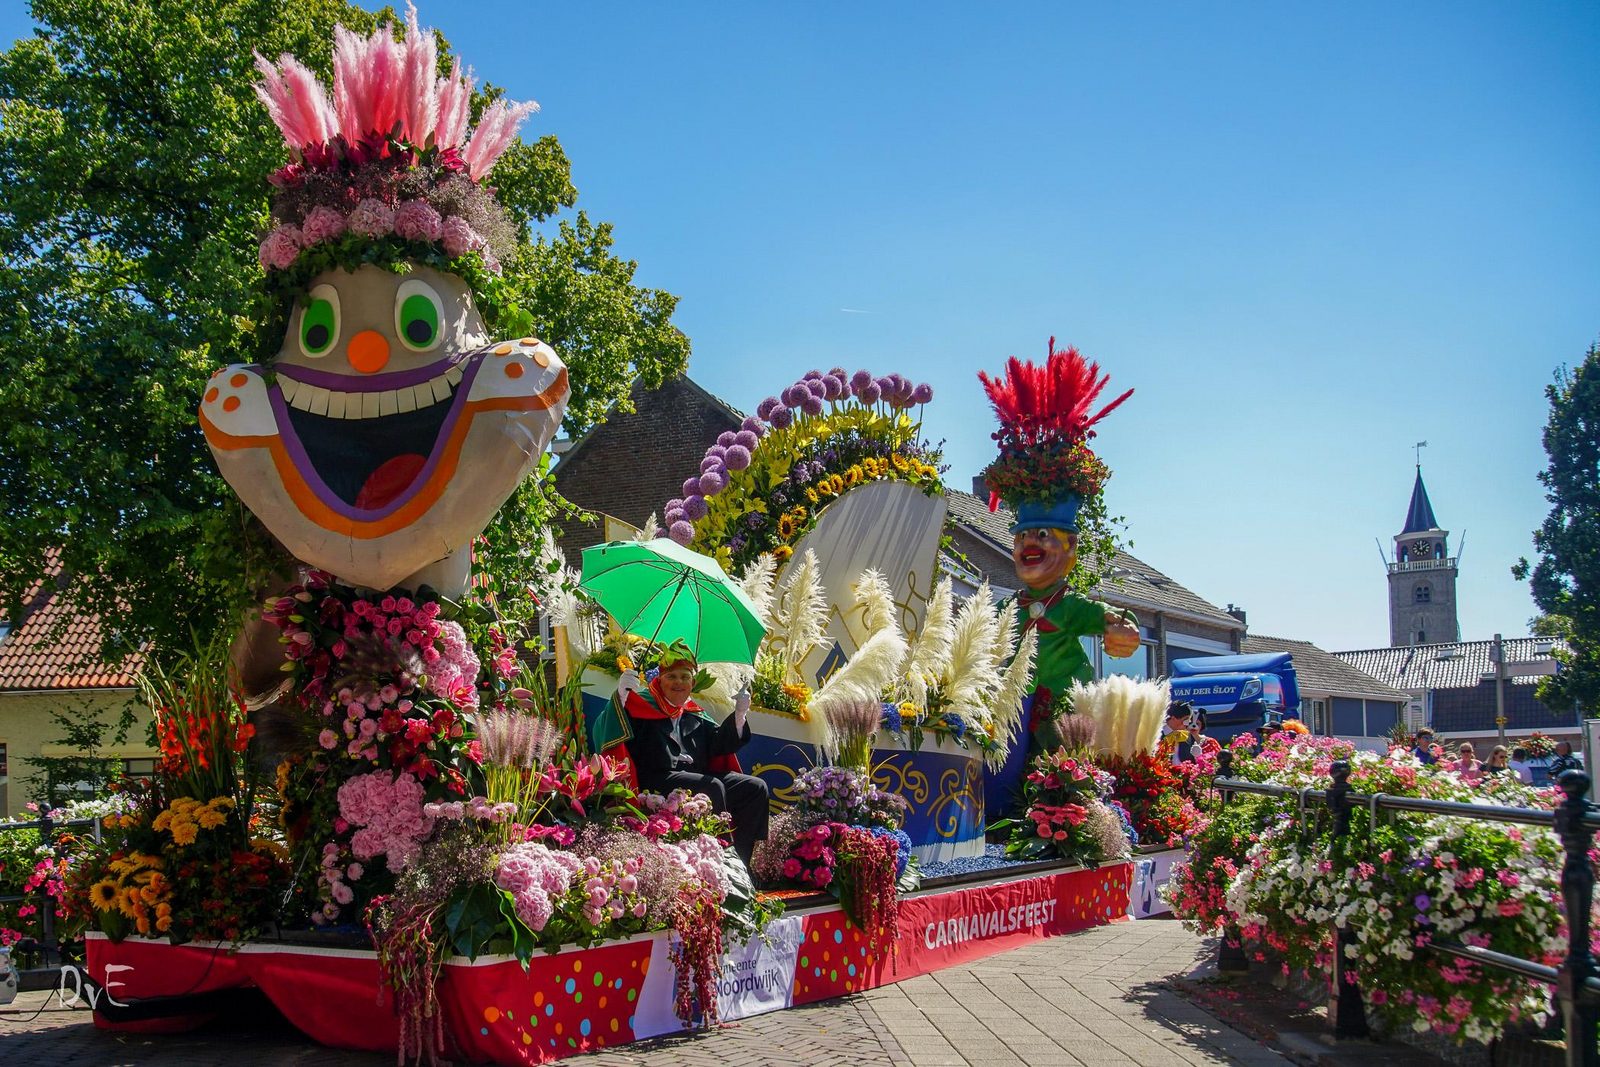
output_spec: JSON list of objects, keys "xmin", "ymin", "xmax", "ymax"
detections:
[
  {"xmin": 0, "ymin": 0, "xmax": 689, "ymax": 661},
  {"xmin": 1513, "ymin": 343, "xmax": 1600, "ymax": 714}
]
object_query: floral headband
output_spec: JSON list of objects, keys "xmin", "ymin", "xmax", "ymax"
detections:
[{"xmin": 252, "ymin": 3, "xmax": 535, "ymax": 277}]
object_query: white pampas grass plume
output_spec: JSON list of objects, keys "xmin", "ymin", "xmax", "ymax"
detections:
[
  {"xmin": 1125, "ymin": 677, "xmax": 1170, "ymax": 755},
  {"xmin": 697, "ymin": 661, "xmax": 755, "ymax": 716},
  {"xmin": 772, "ymin": 549, "xmax": 827, "ymax": 674},
  {"xmin": 989, "ymin": 624, "xmax": 1038, "ymax": 767},
  {"xmin": 1066, "ymin": 676, "xmax": 1169, "ymax": 758},
  {"xmin": 942, "ymin": 583, "xmax": 1002, "ymax": 714},
  {"xmin": 736, "ymin": 553, "xmax": 780, "ymax": 629},
  {"xmin": 812, "ymin": 628, "xmax": 907, "ymax": 719},
  {"xmin": 853, "ymin": 569, "xmax": 898, "ymax": 636},
  {"xmin": 903, "ymin": 577, "xmax": 955, "ymax": 709},
  {"xmin": 633, "ymin": 514, "xmax": 661, "ymax": 542}
]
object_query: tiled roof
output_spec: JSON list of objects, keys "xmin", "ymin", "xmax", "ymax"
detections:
[
  {"xmin": 1241, "ymin": 634, "xmax": 1410, "ymax": 702},
  {"xmin": 1333, "ymin": 637, "xmax": 1562, "ymax": 693},
  {"xmin": 944, "ymin": 490, "xmax": 1244, "ymax": 630},
  {"xmin": 0, "ymin": 556, "xmax": 142, "ymax": 691}
]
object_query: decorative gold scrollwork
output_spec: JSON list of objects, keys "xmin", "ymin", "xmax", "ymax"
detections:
[
  {"xmin": 926, "ymin": 759, "xmax": 983, "ymax": 840},
  {"xmin": 871, "ymin": 759, "xmax": 930, "ymax": 805},
  {"xmin": 753, "ymin": 760, "xmax": 803, "ymax": 813}
]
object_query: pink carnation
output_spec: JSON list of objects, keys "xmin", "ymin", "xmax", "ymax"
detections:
[
  {"xmin": 347, "ymin": 198, "xmax": 396, "ymax": 237},
  {"xmin": 300, "ymin": 206, "xmax": 348, "ymax": 245},
  {"xmin": 258, "ymin": 225, "xmax": 303, "ymax": 270},
  {"xmin": 393, "ymin": 199, "xmax": 445, "ymax": 242},
  {"xmin": 441, "ymin": 215, "xmax": 484, "ymax": 258}
]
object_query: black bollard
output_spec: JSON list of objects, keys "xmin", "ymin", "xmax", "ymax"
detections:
[
  {"xmin": 1553, "ymin": 771, "xmax": 1599, "ymax": 1067},
  {"xmin": 1326, "ymin": 760, "xmax": 1369, "ymax": 1039},
  {"xmin": 1214, "ymin": 749, "xmax": 1250, "ymax": 974}
]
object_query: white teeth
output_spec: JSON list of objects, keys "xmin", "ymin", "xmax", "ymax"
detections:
[{"xmin": 279, "ymin": 364, "xmax": 462, "ymax": 420}]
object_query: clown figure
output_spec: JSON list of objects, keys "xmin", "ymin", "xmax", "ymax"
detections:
[{"xmin": 978, "ymin": 338, "xmax": 1140, "ymax": 817}]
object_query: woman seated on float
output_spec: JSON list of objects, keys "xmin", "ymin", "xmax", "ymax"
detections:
[{"xmin": 612, "ymin": 639, "xmax": 769, "ymax": 864}]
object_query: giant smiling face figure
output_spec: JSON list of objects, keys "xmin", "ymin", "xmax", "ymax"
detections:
[{"xmin": 199, "ymin": 264, "xmax": 568, "ymax": 592}]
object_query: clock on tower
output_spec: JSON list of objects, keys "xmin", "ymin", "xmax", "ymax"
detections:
[{"xmin": 1410, "ymin": 538, "xmax": 1432, "ymax": 560}]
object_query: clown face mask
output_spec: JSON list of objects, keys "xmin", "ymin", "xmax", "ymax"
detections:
[
  {"xmin": 200, "ymin": 264, "xmax": 568, "ymax": 592},
  {"xmin": 1012, "ymin": 528, "xmax": 1076, "ymax": 590}
]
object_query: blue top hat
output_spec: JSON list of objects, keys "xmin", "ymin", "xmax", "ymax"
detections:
[{"xmin": 1010, "ymin": 494, "xmax": 1082, "ymax": 534}]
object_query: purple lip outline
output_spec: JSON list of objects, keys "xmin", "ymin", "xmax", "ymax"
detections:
[
  {"xmin": 266, "ymin": 353, "xmax": 487, "ymax": 522},
  {"xmin": 274, "ymin": 348, "xmax": 475, "ymax": 392}
]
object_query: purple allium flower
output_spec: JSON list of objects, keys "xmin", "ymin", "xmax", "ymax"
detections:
[
  {"xmin": 756, "ymin": 397, "xmax": 780, "ymax": 419},
  {"xmin": 393, "ymin": 199, "xmax": 445, "ymax": 242},
  {"xmin": 682, "ymin": 476, "xmax": 702, "ymax": 498},
  {"xmin": 861, "ymin": 382, "xmax": 882, "ymax": 404},
  {"xmin": 806, "ymin": 378, "xmax": 828, "ymax": 398},
  {"xmin": 700, "ymin": 455, "xmax": 723, "ymax": 473},
  {"xmin": 801, "ymin": 395, "xmax": 825, "ymax": 416},
  {"xmin": 699, "ymin": 470, "xmax": 727, "ymax": 495},
  {"xmin": 913, "ymin": 382, "xmax": 934, "ymax": 404},
  {"xmin": 803, "ymin": 369, "xmax": 823, "ymax": 381},
  {"xmin": 821, "ymin": 375, "xmax": 845, "ymax": 400},
  {"xmin": 664, "ymin": 507, "xmax": 687, "ymax": 525},
  {"xmin": 876, "ymin": 376, "xmax": 895, "ymax": 393},
  {"xmin": 724, "ymin": 444, "xmax": 752, "ymax": 470},
  {"xmin": 741, "ymin": 417, "xmax": 764, "ymax": 435},
  {"xmin": 666, "ymin": 498, "xmax": 683, "ymax": 512},
  {"xmin": 734, "ymin": 430, "xmax": 759, "ymax": 450},
  {"xmin": 441, "ymin": 215, "xmax": 483, "ymax": 257},
  {"xmin": 258, "ymin": 225, "xmax": 303, "ymax": 270},
  {"xmin": 770, "ymin": 406, "xmax": 794, "ymax": 428},
  {"xmin": 348, "ymin": 198, "xmax": 396, "ymax": 237},
  {"xmin": 300, "ymin": 206, "xmax": 347, "ymax": 244},
  {"xmin": 717, "ymin": 431, "xmax": 737, "ymax": 447},
  {"xmin": 829, "ymin": 366, "xmax": 849, "ymax": 379},
  {"xmin": 851, "ymin": 369, "xmax": 873, "ymax": 389},
  {"xmin": 669, "ymin": 521, "xmax": 695, "ymax": 545},
  {"xmin": 682, "ymin": 495, "xmax": 709, "ymax": 520}
]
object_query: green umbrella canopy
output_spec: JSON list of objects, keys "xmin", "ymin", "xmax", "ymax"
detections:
[{"xmin": 578, "ymin": 538, "xmax": 767, "ymax": 665}]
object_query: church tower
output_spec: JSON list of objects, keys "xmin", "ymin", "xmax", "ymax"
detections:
[{"xmin": 1387, "ymin": 467, "xmax": 1460, "ymax": 646}]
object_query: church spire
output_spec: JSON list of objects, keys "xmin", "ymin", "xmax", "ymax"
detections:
[{"xmin": 1401, "ymin": 466, "xmax": 1439, "ymax": 534}]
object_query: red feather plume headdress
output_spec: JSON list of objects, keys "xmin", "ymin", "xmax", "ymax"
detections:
[{"xmin": 978, "ymin": 337, "xmax": 1133, "ymax": 450}]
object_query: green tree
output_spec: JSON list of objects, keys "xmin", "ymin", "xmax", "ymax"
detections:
[
  {"xmin": 22, "ymin": 696, "xmax": 138, "ymax": 809},
  {"xmin": 0, "ymin": 0, "xmax": 689, "ymax": 658},
  {"xmin": 1513, "ymin": 343, "xmax": 1600, "ymax": 715}
]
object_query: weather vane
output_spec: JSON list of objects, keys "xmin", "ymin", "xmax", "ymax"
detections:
[{"xmin": 1414, "ymin": 440, "xmax": 1427, "ymax": 467}]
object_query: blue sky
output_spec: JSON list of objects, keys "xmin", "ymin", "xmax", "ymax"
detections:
[{"xmin": 7, "ymin": 2, "xmax": 1598, "ymax": 652}]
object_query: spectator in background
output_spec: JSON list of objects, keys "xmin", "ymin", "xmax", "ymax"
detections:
[
  {"xmin": 1454, "ymin": 741, "xmax": 1483, "ymax": 783},
  {"xmin": 1483, "ymin": 745, "xmax": 1511, "ymax": 778},
  {"xmin": 1412, "ymin": 726, "xmax": 1438, "ymax": 765},
  {"xmin": 1550, "ymin": 741, "xmax": 1585, "ymax": 777},
  {"xmin": 1161, "ymin": 701, "xmax": 1196, "ymax": 764},
  {"xmin": 1509, "ymin": 747, "xmax": 1534, "ymax": 784}
]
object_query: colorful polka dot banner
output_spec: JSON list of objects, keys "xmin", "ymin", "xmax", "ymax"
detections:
[{"xmin": 84, "ymin": 863, "xmax": 1133, "ymax": 1063}]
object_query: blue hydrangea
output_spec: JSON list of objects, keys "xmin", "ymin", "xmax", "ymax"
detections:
[
  {"xmin": 943, "ymin": 712, "xmax": 967, "ymax": 739},
  {"xmin": 869, "ymin": 826, "xmax": 913, "ymax": 878},
  {"xmin": 881, "ymin": 702, "xmax": 903, "ymax": 732}
]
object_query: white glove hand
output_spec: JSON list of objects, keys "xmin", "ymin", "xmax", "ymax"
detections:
[
  {"xmin": 733, "ymin": 687, "xmax": 751, "ymax": 731},
  {"xmin": 616, "ymin": 669, "xmax": 642, "ymax": 701}
]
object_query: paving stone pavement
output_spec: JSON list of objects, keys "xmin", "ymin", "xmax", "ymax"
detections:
[{"xmin": 0, "ymin": 920, "xmax": 1287, "ymax": 1066}]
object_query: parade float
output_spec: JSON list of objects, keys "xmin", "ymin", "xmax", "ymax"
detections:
[{"xmin": 61, "ymin": 9, "xmax": 1136, "ymax": 1065}]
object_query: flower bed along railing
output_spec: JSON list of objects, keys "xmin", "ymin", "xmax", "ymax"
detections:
[
  {"xmin": 0, "ymin": 810, "xmax": 103, "ymax": 988},
  {"xmin": 1209, "ymin": 748, "xmax": 1600, "ymax": 1064}
]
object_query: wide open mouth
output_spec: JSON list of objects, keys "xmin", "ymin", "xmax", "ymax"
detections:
[{"xmin": 276, "ymin": 357, "xmax": 472, "ymax": 512}]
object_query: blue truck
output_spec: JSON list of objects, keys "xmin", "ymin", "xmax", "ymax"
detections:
[{"xmin": 1167, "ymin": 651, "xmax": 1302, "ymax": 742}]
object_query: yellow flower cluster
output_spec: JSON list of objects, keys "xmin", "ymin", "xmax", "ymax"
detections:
[
  {"xmin": 90, "ymin": 852, "xmax": 172, "ymax": 935},
  {"xmin": 153, "ymin": 795, "xmax": 236, "ymax": 846},
  {"xmin": 101, "ymin": 812, "xmax": 142, "ymax": 831},
  {"xmin": 782, "ymin": 681, "xmax": 812, "ymax": 705},
  {"xmin": 791, "ymin": 455, "xmax": 941, "ymax": 541}
]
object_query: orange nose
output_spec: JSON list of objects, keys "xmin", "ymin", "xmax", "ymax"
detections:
[{"xmin": 347, "ymin": 330, "xmax": 390, "ymax": 374}]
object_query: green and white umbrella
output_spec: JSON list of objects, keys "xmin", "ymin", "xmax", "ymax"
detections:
[{"xmin": 578, "ymin": 538, "xmax": 766, "ymax": 664}]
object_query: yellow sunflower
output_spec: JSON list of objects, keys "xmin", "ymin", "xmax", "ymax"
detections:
[{"xmin": 89, "ymin": 880, "xmax": 119, "ymax": 911}]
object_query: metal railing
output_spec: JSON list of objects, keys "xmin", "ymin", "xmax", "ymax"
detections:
[
  {"xmin": 1212, "ymin": 748, "xmax": 1600, "ymax": 1065},
  {"xmin": 0, "ymin": 812, "xmax": 101, "ymax": 983}
]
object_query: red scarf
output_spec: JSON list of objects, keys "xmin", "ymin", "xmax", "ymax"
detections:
[{"xmin": 626, "ymin": 676, "xmax": 700, "ymax": 721}]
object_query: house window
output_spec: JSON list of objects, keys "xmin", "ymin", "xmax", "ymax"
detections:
[{"xmin": 1414, "ymin": 584, "xmax": 1431, "ymax": 604}]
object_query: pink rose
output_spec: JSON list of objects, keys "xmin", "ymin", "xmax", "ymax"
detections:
[
  {"xmin": 441, "ymin": 215, "xmax": 484, "ymax": 258},
  {"xmin": 300, "ymin": 205, "xmax": 347, "ymax": 245},
  {"xmin": 347, "ymin": 198, "xmax": 395, "ymax": 237},
  {"xmin": 258, "ymin": 225, "xmax": 302, "ymax": 270},
  {"xmin": 393, "ymin": 199, "xmax": 445, "ymax": 242}
]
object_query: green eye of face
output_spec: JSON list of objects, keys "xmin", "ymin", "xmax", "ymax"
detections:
[
  {"xmin": 298, "ymin": 285, "xmax": 340, "ymax": 358},
  {"xmin": 394, "ymin": 280, "xmax": 444, "ymax": 352}
]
